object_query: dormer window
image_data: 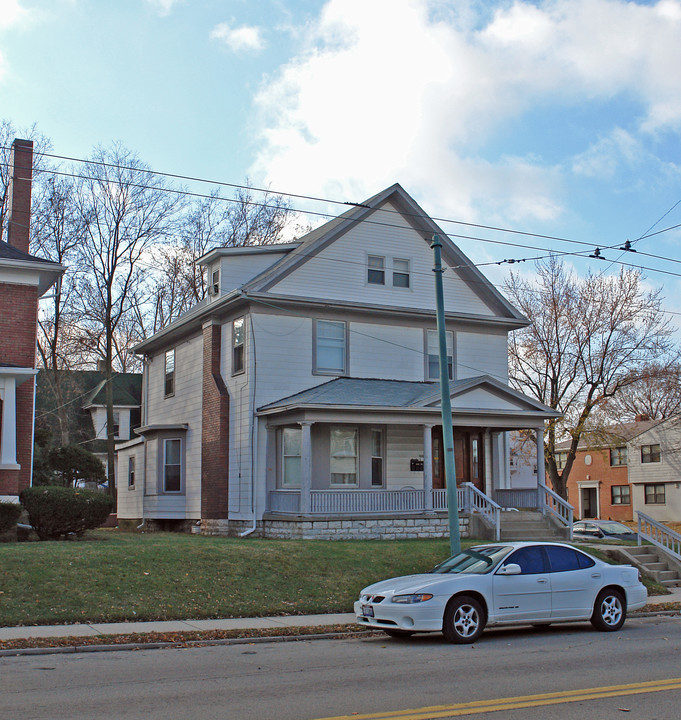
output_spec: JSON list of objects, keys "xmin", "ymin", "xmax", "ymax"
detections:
[{"xmin": 210, "ymin": 268, "xmax": 220, "ymax": 297}]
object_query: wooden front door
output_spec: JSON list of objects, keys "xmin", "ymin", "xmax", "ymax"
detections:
[{"xmin": 432, "ymin": 427, "xmax": 484, "ymax": 490}]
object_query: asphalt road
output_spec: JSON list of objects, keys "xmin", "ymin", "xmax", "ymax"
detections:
[{"xmin": 2, "ymin": 615, "xmax": 681, "ymax": 720}]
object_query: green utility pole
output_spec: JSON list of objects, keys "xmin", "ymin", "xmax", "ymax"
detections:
[{"xmin": 431, "ymin": 234, "xmax": 461, "ymax": 556}]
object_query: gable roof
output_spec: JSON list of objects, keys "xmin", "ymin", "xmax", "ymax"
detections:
[
  {"xmin": 242, "ymin": 183, "xmax": 527, "ymax": 324},
  {"xmin": 554, "ymin": 418, "xmax": 665, "ymax": 451},
  {"xmin": 257, "ymin": 375, "xmax": 560, "ymax": 423},
  {"xmin": 0, "ymin": 241, "xmax": 65, "ymax": 294}
]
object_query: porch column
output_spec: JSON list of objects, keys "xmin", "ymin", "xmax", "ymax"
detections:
[
  {"xmin": 300, "ymin": 421, "xmax": 313, "ymax": 514},
  {"xmin": 535, "ymin": 426, "xmax": 545, "ymax": 486},
  {"xmin": 502, "ymin": 432, "xmax": 511, "ymax": 490},
  {"xmin": 0, "ymin": 380, "xmax": 18, "ymax": 467},
  {"xmin": 423, "ymin": 424, "xmax": 433, "ymax": 511},
  {"xmin": 484, "ymin": 430, "xmax": 493, "ymax": 497}
]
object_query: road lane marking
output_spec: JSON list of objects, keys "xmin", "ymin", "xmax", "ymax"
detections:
[{"xmin": 314, "ymin": 677, "xmax": 681, "ymax": 720}]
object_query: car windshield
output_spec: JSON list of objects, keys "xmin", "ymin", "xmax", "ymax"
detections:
[
  {"xmin": 600, "ymin": 522, "xmax": 633, "ymax": 535},
  {"xmin": 430, "ymin": 546, "xmax": 511, "ymax": 575}
]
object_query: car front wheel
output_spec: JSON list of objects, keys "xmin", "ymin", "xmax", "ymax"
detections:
[
  {"xmin": 443, "ymin": 595, "xmax": 485, "ymax": 644},
  {"xmin": 590, "ymin": 589, "xmax": 626, "ymax": 631}
]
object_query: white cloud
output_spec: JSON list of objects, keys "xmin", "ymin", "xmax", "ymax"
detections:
[
  {"xmin": 145, "ymin": 0, "xmax": 182, "ymax": 17},
  {"xmin": 250, "ymin": 0, "xmax": 681, "ymax": 224},
  {"xmin": 211, "ymin": 22, "xmax": 264, "ymax": 53},
  {"xmin": 0, "ymin": 0, "xmax": 28, "ymax": 30},
  {"xmin": 571, "ymin": 129, "xmax": 642, "ymax": 179}
]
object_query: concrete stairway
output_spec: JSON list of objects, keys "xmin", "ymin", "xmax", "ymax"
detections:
[
  {"xmin": 619, "ymin": 545, "xmax": 681, "ymax": 588},
  {"xmin": 499, "ymin": 510, "xmax": 567, "ymax": 542}
]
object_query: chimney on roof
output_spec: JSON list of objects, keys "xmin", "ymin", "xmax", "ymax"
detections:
[
  {"xmin": 635, "ymin": 413, "xmax": 650, "ymax": 422},
  {"xmin": 6, "ymin": 138, "xmax": 34, "ymax": 254}
]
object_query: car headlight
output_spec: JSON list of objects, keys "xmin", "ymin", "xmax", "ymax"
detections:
[{"xmin": 391, "ymin": 593, "xmax": 433, "ymax": 604}]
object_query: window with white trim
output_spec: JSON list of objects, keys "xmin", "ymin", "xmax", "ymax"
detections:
[
  {"xmin": 232, "ymin": 317, "xmax": 245, "ymax": 374},
  {"xmin": 330, "ymin": 426, "xmax": 358, "ymax": 486},
  {"xmin": 282, "ymin": 427, "xmax": 302, "ymax": 488},
  {"xmin": 163, "ymin": 438, "xmax": 182, "ymax": 492},
  {"xmin": 555, "ymin": 451, "xmax": 568, "ymax": 471},
  {"xmin": 164, "ymin": 349, "xmax": 175, "ymax": 397},
  {"xmin": 371, "ymin": 429, "xmax": 384, "ymax": 487},
  {"xmin": 426, "ymin": 329, "xmax": 453, "ymax": 380},
  {"xmin": 314, "ymin": 319, "xmax": 347, "ymax": 375},
  {"xmin": 367, "ymin": 255, "xmax": 385, "ymax": 285},
  {"xmin": 392, "ymin": 258, "xmax": 410, "ymax": 288}
]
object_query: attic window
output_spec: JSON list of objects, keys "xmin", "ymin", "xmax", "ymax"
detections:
[
  {"xmin": 210, "ymin": 269, "xmax": 220, "ymax": 296},
  {"xmin": 367, "ymin": 255, "xmax": 385, "ymax": 285}
]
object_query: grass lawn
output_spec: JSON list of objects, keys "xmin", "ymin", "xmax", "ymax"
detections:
[{"xmin": 0, "ymin": 530, "xmax": 459, "ymax": 627}]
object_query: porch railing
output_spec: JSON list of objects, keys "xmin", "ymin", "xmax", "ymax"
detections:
[
  {"xmin": 494, "ymin": 488, "xmax": 539, "ymax": 510},
  {"xmin": 637, "ymin": 511, "xmax": 681, "ymax": 562},
  {"xmin": 538, "ymin": 482, "xmax": 573, "ymax": 539}
]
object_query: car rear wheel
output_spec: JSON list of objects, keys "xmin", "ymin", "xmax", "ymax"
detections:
[
  {"xmin": 383, "ymin": 629, "xmax": 414, "ymax": 639},
  {"xmin": 590, "ymin": 589, "xmax": 626, "ymax": 631},
  {"xmin": 443, "ymin": 595, "xmax": 485, "ymax": 644}
]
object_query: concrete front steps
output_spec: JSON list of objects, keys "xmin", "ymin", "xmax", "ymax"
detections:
[
  {"xmin": 618, "ymin": 545, "xmax": 681, "ymax": 588},
  {"xmin": 499, "ymin": 510, "xmax": 567, "ymax": 542}
]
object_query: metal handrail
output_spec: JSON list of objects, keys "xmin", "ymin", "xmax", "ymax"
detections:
[
  {"xmin": 462, "ymin": 482, "xmax": 502, "ymax": 541},
  {"xmin": 538, "ymin": 482, "xmax": 574, "ymax": 539},
  {"xmin": 637, "ymin": 511, "xmax": 681, "ymax": 562}
]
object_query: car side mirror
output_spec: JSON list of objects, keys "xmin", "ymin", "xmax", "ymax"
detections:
[{"xmin": 497, "ymin": 563, "xmax": 521, "ymax": 575}]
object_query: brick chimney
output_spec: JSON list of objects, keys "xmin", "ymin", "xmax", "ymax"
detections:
[
  {"xmin": 6, "ymin": 138, "xmax": 34, "ymax": 254},
  {"xmin": 635, "ymin": 413, "xmax": 650, "ymax": 422}
]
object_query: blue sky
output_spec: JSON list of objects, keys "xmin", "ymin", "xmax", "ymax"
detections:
[{"xmin": 2, "ymin": 0, "xmax": 681, "ymax": 311}]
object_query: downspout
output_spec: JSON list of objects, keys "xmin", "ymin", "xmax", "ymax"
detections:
[
  {"xmin": 239, "ymin": 313, "xmax": 258, "ymax": 537},
  {"xmin": 29, "ymin": 373, "xmax": 37, "ymax": 488}
]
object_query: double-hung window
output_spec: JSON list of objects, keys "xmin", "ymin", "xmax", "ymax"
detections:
[
  {"xmin": 611, "ymin": 485, "xmax": 630, "ymax": 505},
  {"xmin": 555, "ymin": 451, "xmax": 568, "ymax": 471},
  {"xmin": 164, "ymin": 349, "xmax": 175, "ymax": 397},
  {"xmin": 367, "ymin": 255, "xmax": 385, "ymax": 285},
  {"xmin": 393, "ymin": 258, "xmax": 410, "ymax": 288},
  {"xmin": 314, "ymin": 319, "xmax": 347, "ymax": 375},
  {"xmin": 371, "ymin": 429, "xmax": 384, "ymax": 487},
  {"xmin": 330, "ymin": 427, "xmax": 358, "ymax": 486},
  {"xmin": 610, "ymin": 447, "xmax": 627, "ymax": 466},
  {"xmin": 644, "ymin": 483, "xmax": 665, "ymax": 504},
  {"xmin": 426, "ymin": 329, "xmax": 453, "ymax": 380},
  {"xmin": 163, "ymin": 438, "xmax": 182, "ymax": 493},
  {"xmin": 282, "ymin": 427, "xmax": 302, "ymax": 488},
  {"xmin": 641, "ymin": 444, "xmax": 661, "ymax": 463},
  {"xmin": 232, "ymin": 317, "xmax": 245, "ymax": 374},
  {"xmin": 128, "ymin": 456, "xmax": 136, "ymax": 488}
]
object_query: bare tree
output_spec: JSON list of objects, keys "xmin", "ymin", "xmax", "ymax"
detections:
[
  {"xmin": 599, "ymin": 361, "xmax": 681, "ymax": 421},
  {"xmin": 505, "ymin": 256, "xmax": 676, "ymax": 499},
  {"xmin": 73, "ymin": 143, "xmax": 184, "ymax": 500}
]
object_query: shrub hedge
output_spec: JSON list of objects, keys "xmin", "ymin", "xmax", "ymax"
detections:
[
  {"xmin": 0, "ymin": 502, "xmax": 22, "ymax": 534},
  {"xmin": 19, "ymin": 486, "xmax": 113, "ymax": 540}
]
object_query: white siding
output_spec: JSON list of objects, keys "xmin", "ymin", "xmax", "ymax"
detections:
[
  {"xmin": 349, "ymin": 323, "xmax": 423, "ymax": 380},
  {"xmin": 116, "ymin": 442, "xmax": 144, "ymax": 519},
  {"xmin": 386, "ymin": 426, "xmax": 424, "ymax": 488},
  {"xmin": 269, "ymin": 203, "xmax": 496, "ymax": 316},
  {"xmin": 146, "ymin": 333, "xmax": 204, "ymax": 517},
  {"xmin": 455, "ymin": 387, "xmax": 522, "ymax": 412},
  {"xmin": 219, "ymin": 252, "xmax": 290, "ymax": 293},
  {"xmin": 456, "ymin": 330, "xmax": 508, "ymax": 382}
]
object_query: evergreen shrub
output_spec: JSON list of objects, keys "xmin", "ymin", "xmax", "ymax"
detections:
[
  {"xmin": 0, "ymin": 502, "xmax": 22, "ymax": 534},
  {"xmin": 20, "ymin": 486, "xmax": 113, "ymax": 540}
]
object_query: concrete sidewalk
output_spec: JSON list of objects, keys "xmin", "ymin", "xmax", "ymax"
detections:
[{"xmin": 1, "ymin": 591, "xmax": 679, "ymax": 643}]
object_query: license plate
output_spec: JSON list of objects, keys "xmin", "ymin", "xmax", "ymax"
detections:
[{"xmin": 361, "ymin": 604, "xmax": 374, "ymax": 618}]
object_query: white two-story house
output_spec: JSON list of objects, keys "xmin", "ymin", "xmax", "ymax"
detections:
[{"xmin": 116, "ymin": 184, "xmax": 561, "ymax": 538}]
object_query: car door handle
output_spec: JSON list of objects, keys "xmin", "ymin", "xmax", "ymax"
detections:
[
  {"xmin": 591, "ymin": 573, "xmax": 601, "ymax": 578},
  {"xmin": 537, "ymin": 578, "xmax": 548, "ymax": 584}
]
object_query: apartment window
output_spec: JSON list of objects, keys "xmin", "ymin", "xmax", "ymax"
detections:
[
  {"xmin": 164, "ymin": 349, "xmax": 175, "ymax": 397},
  {"xmin": 163, "ymin": 438, "xmax": 182, "ymax": 493},
  {"xmin": 393, "ymin": 258, "xmax": 410, "ymax": 288},
  {"xmin": 555, "ymin": 451, "xmax": 568, "ymax": 471},
  {"xmin": 426, "ymin": 329, "xmax": 453, "ymax": 380},
  {"xmin": 232, "ymin": 317, "xmax": 245, "ymax": 374},
  {"xmin": 371, "ymin": 429, "xmax": 384, "ymax": 487},
  {"xmin": 282, "ymin": 427, "xmax": 302, "ymax": 488},
  {"xmin": 641, "ymin": 444, "xmax": 661, "ymax": 463},
  {"xmin": 128, "ymin": 456, "xmax": 135, "ymax": 488},
  {"xmin": 314, "ymin": 319, "xmax": 347, "ymax": 375},
  {"xmin": 610, "ymin": 447, "xmax": 627, "ymax": 466},
  {"xmin": 644, "ymin": 483, "xmax": 665, "ymax": 504},
  {"xmin": 611, "ymin": 485, "xmax": 630, "ymax": 505},
  {"xmin": 211, "ymin": 268, "xmax": 220, "ymax": 296},
  {"xmin": 367, "ymin": 255, "xmax": 385, "ymax": 285},
  {"xmin": 330, "ymin": 427, "xmax": 358, "ymax": 486}
]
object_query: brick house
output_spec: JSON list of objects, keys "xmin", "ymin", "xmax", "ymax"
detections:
[
  {"xmin": 557, "ymin": 416, "xmax": 662, "ymax": 522},
  {"xmin": 0, "ymin": 139, "xmax": 64, "ymax": 501}
]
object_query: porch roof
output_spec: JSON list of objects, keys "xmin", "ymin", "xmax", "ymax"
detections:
[{"xmin": 257, "ymin": 376, "xmax": 560, "ymax": 427}]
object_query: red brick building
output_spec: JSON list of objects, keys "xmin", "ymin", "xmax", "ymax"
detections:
[
  {"xmin": 0, "ymin": 139, "xmax": 63, "ymax": 500},
  {"xmin": 557, "ymin": 417, "xmax": 661, "ymax": 522}
]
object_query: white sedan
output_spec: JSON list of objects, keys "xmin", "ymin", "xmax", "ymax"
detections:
[{"xmin": 354, "ymin": 542, "xmax": 647, "ymax": 643}]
